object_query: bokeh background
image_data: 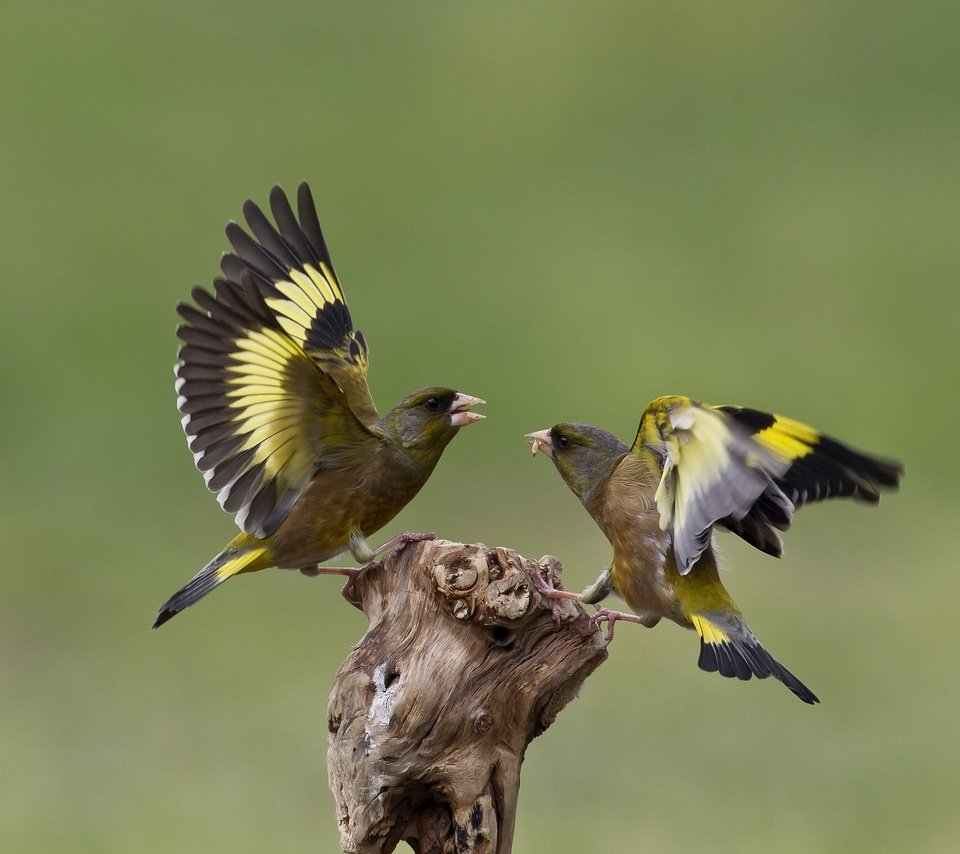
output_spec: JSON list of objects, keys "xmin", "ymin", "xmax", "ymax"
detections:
[{"xmin": 2, "ymin": 1, "xmax": 957, "ymax": 851}]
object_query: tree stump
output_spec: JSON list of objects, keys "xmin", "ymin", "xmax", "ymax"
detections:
[{"xmin": 326, "ymin": 538, "xmax": 608, "ymax": 853}]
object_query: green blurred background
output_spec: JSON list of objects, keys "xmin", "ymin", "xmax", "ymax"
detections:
[{"xmin": 2, "ymin": 1, "xmax": 957, "ymax": 851}]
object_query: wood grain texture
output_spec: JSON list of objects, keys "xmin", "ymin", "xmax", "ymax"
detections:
[{"xmin": 327, "ymin": 539, "xmax": 608, "ymax": 853}]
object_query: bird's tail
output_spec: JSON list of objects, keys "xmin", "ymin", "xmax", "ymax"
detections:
[
  {"xmin": 690, "ymin": 612, "xmax": 820, "ymax": 704},
  {"xmin": 153, "ymin": 539, "xmax": 270, "ymax": 628}
]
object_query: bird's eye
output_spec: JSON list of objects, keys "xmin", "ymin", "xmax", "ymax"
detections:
[
  {"xmin": 557, "ymin": 435, "xmax": 571, "ymax": 449},
  {"xmin": 425, "ymin": 396, "xmax": 441, "ymax": 412}
]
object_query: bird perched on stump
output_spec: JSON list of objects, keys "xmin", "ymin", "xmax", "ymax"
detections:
[
  {"xmin": 527, "ymin": 395, "xmax": 902, "ymax": 703},
  {"xmin": 154, "ymin": 183, "xmax": 485, "ymax": 628}
]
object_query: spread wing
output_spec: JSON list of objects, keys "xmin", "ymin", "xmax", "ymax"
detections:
[
  {"xmin": 632, "ymin": 396, "xmax": 903, "ymax": 572},
  {"xmin": 632, "ymin": 396, "xmax": 794, "ymax": 574},
  {"xmin": 175, "ymin": 185, "xmax": 381, "ymax": 539},
  {"xmin": 714, "ymin": 406, "xmax": 903, "ymax": 556},
  {"xmin": 219, "ymin": 183, "xmax": 380, "ymax": 429}
]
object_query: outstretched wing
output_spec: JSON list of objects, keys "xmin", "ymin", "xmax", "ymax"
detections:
[
  {"xmin": 219, "ymin": 183, "xmax": 380, "ymax": 429},
  {"xmin": 176, "ymin": 186, "xmax": 382, "ymax": 539},
  {"xmin": 632, "ymin": 396, "xmax": 903, "ymax": 572},
  {"xmin": 714, "ymin": 406, "xmax": 903, "ymax": 556},
  {"xmin": 631, "ymin": 396, "xmax": 794, "ymax": 574}
]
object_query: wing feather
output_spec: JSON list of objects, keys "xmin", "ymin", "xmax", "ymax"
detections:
[
  {"xmin": 716, "ymin": 406, "xmax": 903, "ymax": 554},
  {"xmin": 634, "ymin": 397, "xmax": 902, "ymax": 571},
  {"xmin": 177, "ymin": 243, "xmax": 378, "ymax": 537},
  {"xmin": 217, "ymin": 183, "xmax": 379, "ymax": 428},
  {"xmin": 176, "ymin": 183, "xmax": 397, "ymax": 537},
  {"xmin": 269, "ymin": 184, "xmax": 328, "ymax": 272},
  {"xmin": 632, "ymin": 396, "xmax": 792, "ymax": 574},
  {"xmin": 177, "ymin": 316, "xmax": 372, "ymax": 538}
]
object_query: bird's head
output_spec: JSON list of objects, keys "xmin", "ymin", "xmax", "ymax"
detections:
[
  {"xmin": 385, "ymin": 388, "xmax": 485, "ymax": 460},
  {"xmin": 525, "ymin": 423, "xmax": 628, "ymax": 499}
]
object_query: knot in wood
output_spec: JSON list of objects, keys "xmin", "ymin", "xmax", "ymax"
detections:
[
  {"xmin": 440, "ymin": 561, "xmax": 478, "ymax": 591},
  {"xmin": 473, "ymin": 711, "xmax": 494, "ymax": 734},
  {"xmin": 432, "ymin": 557, "xmax": 482, "ymax": 596},
  {"xmin": 485, "ymin": 576, "xmax": 531, "ymax": 621},
  {"xmin": 452, "ymin": 598, "xmax": 472, "ymax": 620},
  {"xmin": 431, "ymin": 546, "xmax": 535, "ymax": 624}
]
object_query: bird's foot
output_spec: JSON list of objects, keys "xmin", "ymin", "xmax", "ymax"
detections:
[
  {"xmin": 529, "ymin": 561, "xmax": 580, "ymax": 626},
  {"xmin": 590, "ymin": 605, "xmax": 646, "ymax": 643},
  {"xmin": 374, "ymin": 531, "xmax": 437, "ymax": 562},
  {"xmin": 300, "ymin": 565, "xmax": 363, "ymax": 604}
]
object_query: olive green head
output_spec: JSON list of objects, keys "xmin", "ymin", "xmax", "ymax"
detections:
[
  {"xmin": 383, "ymin": 387, "xmax": 485, "ymax": 461},
  {"xmin": 526, "ymin": 422, "xmax": 629, "ymax": 500}
]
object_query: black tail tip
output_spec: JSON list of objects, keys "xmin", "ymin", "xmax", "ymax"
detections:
[
  {"xmin": 789, "ymin": 682, "xmax": 821, "ymax": 705},
  {"xmin": 152, "ymin": 608, "xmax": 178, "ymax": 630},
  {"xmin": 699, "ymin": 637, "xmax": 820, "ymax": 705},
  {"xmin": 766, "ymin": 652, "xmax": 820, "ymax": 705}
]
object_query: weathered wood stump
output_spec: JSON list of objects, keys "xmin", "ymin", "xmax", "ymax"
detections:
[{"xmin": 326, "ymin": 538, "xmax": 608, "ymax": 853}]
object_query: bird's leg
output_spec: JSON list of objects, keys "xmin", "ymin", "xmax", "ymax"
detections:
[
  {"xmin": 299, "ymin": 566, "xmax": 359, "ymax": 578},
  {"xmin": 312, "ymin": 531, "xmax": 438, "ymax": 604},
  {"xmin": 299, "ymin": 565, "xmax": 363, "ymax": 603},
  {"xmin": 590, "ymin": 606, "xmax": 648, "ymax": 643},
  {"xmin": 579, "ymin": 567, "xmax": 614, "ymax": 605}
]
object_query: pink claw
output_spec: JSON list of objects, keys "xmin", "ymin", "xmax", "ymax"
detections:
[
  {"xmin": 529, "ymin": 563, "xmax": 580, "ymax": 626},
  {"xmin": 385, "ymin": 531, "xmax": 436, "ymax": 561},
  {"xmin": 589, "ymin": 605, "xmax": 647, "ymax": 643}
]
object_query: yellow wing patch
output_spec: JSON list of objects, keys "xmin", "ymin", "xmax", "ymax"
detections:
[
  {"xmin": 752, "ymin": 415, "xmax": 819, "ymax": 463},
  {"xmin": 223, "ymin": 329, "xmax": 311, "ymax": 478},
  {"xmin": 265, "ymin": 262, "xmax": 344, "ymax": 350},
  {"xmin": 633, "ymin": 396, "xmax": 792, "ymax": 573}
]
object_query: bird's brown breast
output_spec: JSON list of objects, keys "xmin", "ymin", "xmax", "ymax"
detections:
[
  {"xmin": 588, "ymin": 454, "xmax": 682, "ymax": 623},
  {"xmin": 267, "ymin": 443, "xmax": 432, "ymax": 567}
]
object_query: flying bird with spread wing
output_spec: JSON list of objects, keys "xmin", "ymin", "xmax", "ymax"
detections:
[
  {"xmin": 527, "ymin": 395, "xmax": 902, "ymax": 703},
  {"xmin": 154, "ymin": 183, "xmax": 484, "ymax": 627}
]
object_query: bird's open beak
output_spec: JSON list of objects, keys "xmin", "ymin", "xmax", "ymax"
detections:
[
  {"xmin": 449, "ymin": 393, "xmax": 486, "ymax": 427},
  {"xmin": 525, "ymin": 429, "xmax": 554, "ymax": 459}
]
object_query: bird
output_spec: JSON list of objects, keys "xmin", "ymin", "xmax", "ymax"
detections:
[
  {"xmin": 153, "ymin": 183, "xmax": 485, "ymax": 628},
  {"xmin": 526, "ymin": 395, "xmax": 903, "ymax": 703}
]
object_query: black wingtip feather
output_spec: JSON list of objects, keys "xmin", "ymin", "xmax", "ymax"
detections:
[
  {"xmin": 225, "ymin": 221, "xmax": 291, "ymax": 283},
  {"xmin": 267, "ymin": 184, "xmax": 321, "ymax": 269},
  {"xmin": 295, "ymin": 182, "xmax": 335, "ymax": 274},
  {"xmin": 718, "ymin": 407, "xmax": 902, "ymax": 557},
  {"xmin": 219, "ymin": 252, "xmax": 249, "ymax": 284},
  {"xmin": 720, "ymin": 515, "xmax": 785, "ymax": 558},
  {"xmin": 243, "ymin": 198, "xmax": 301, "ymax": 271},
  {"xmin": 176, "ymin": 325, "xmax": 235, "ymax": 354},
  {"xmin": 813, "ymin": 434, "xmax": 904, "ymax": 488}
]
